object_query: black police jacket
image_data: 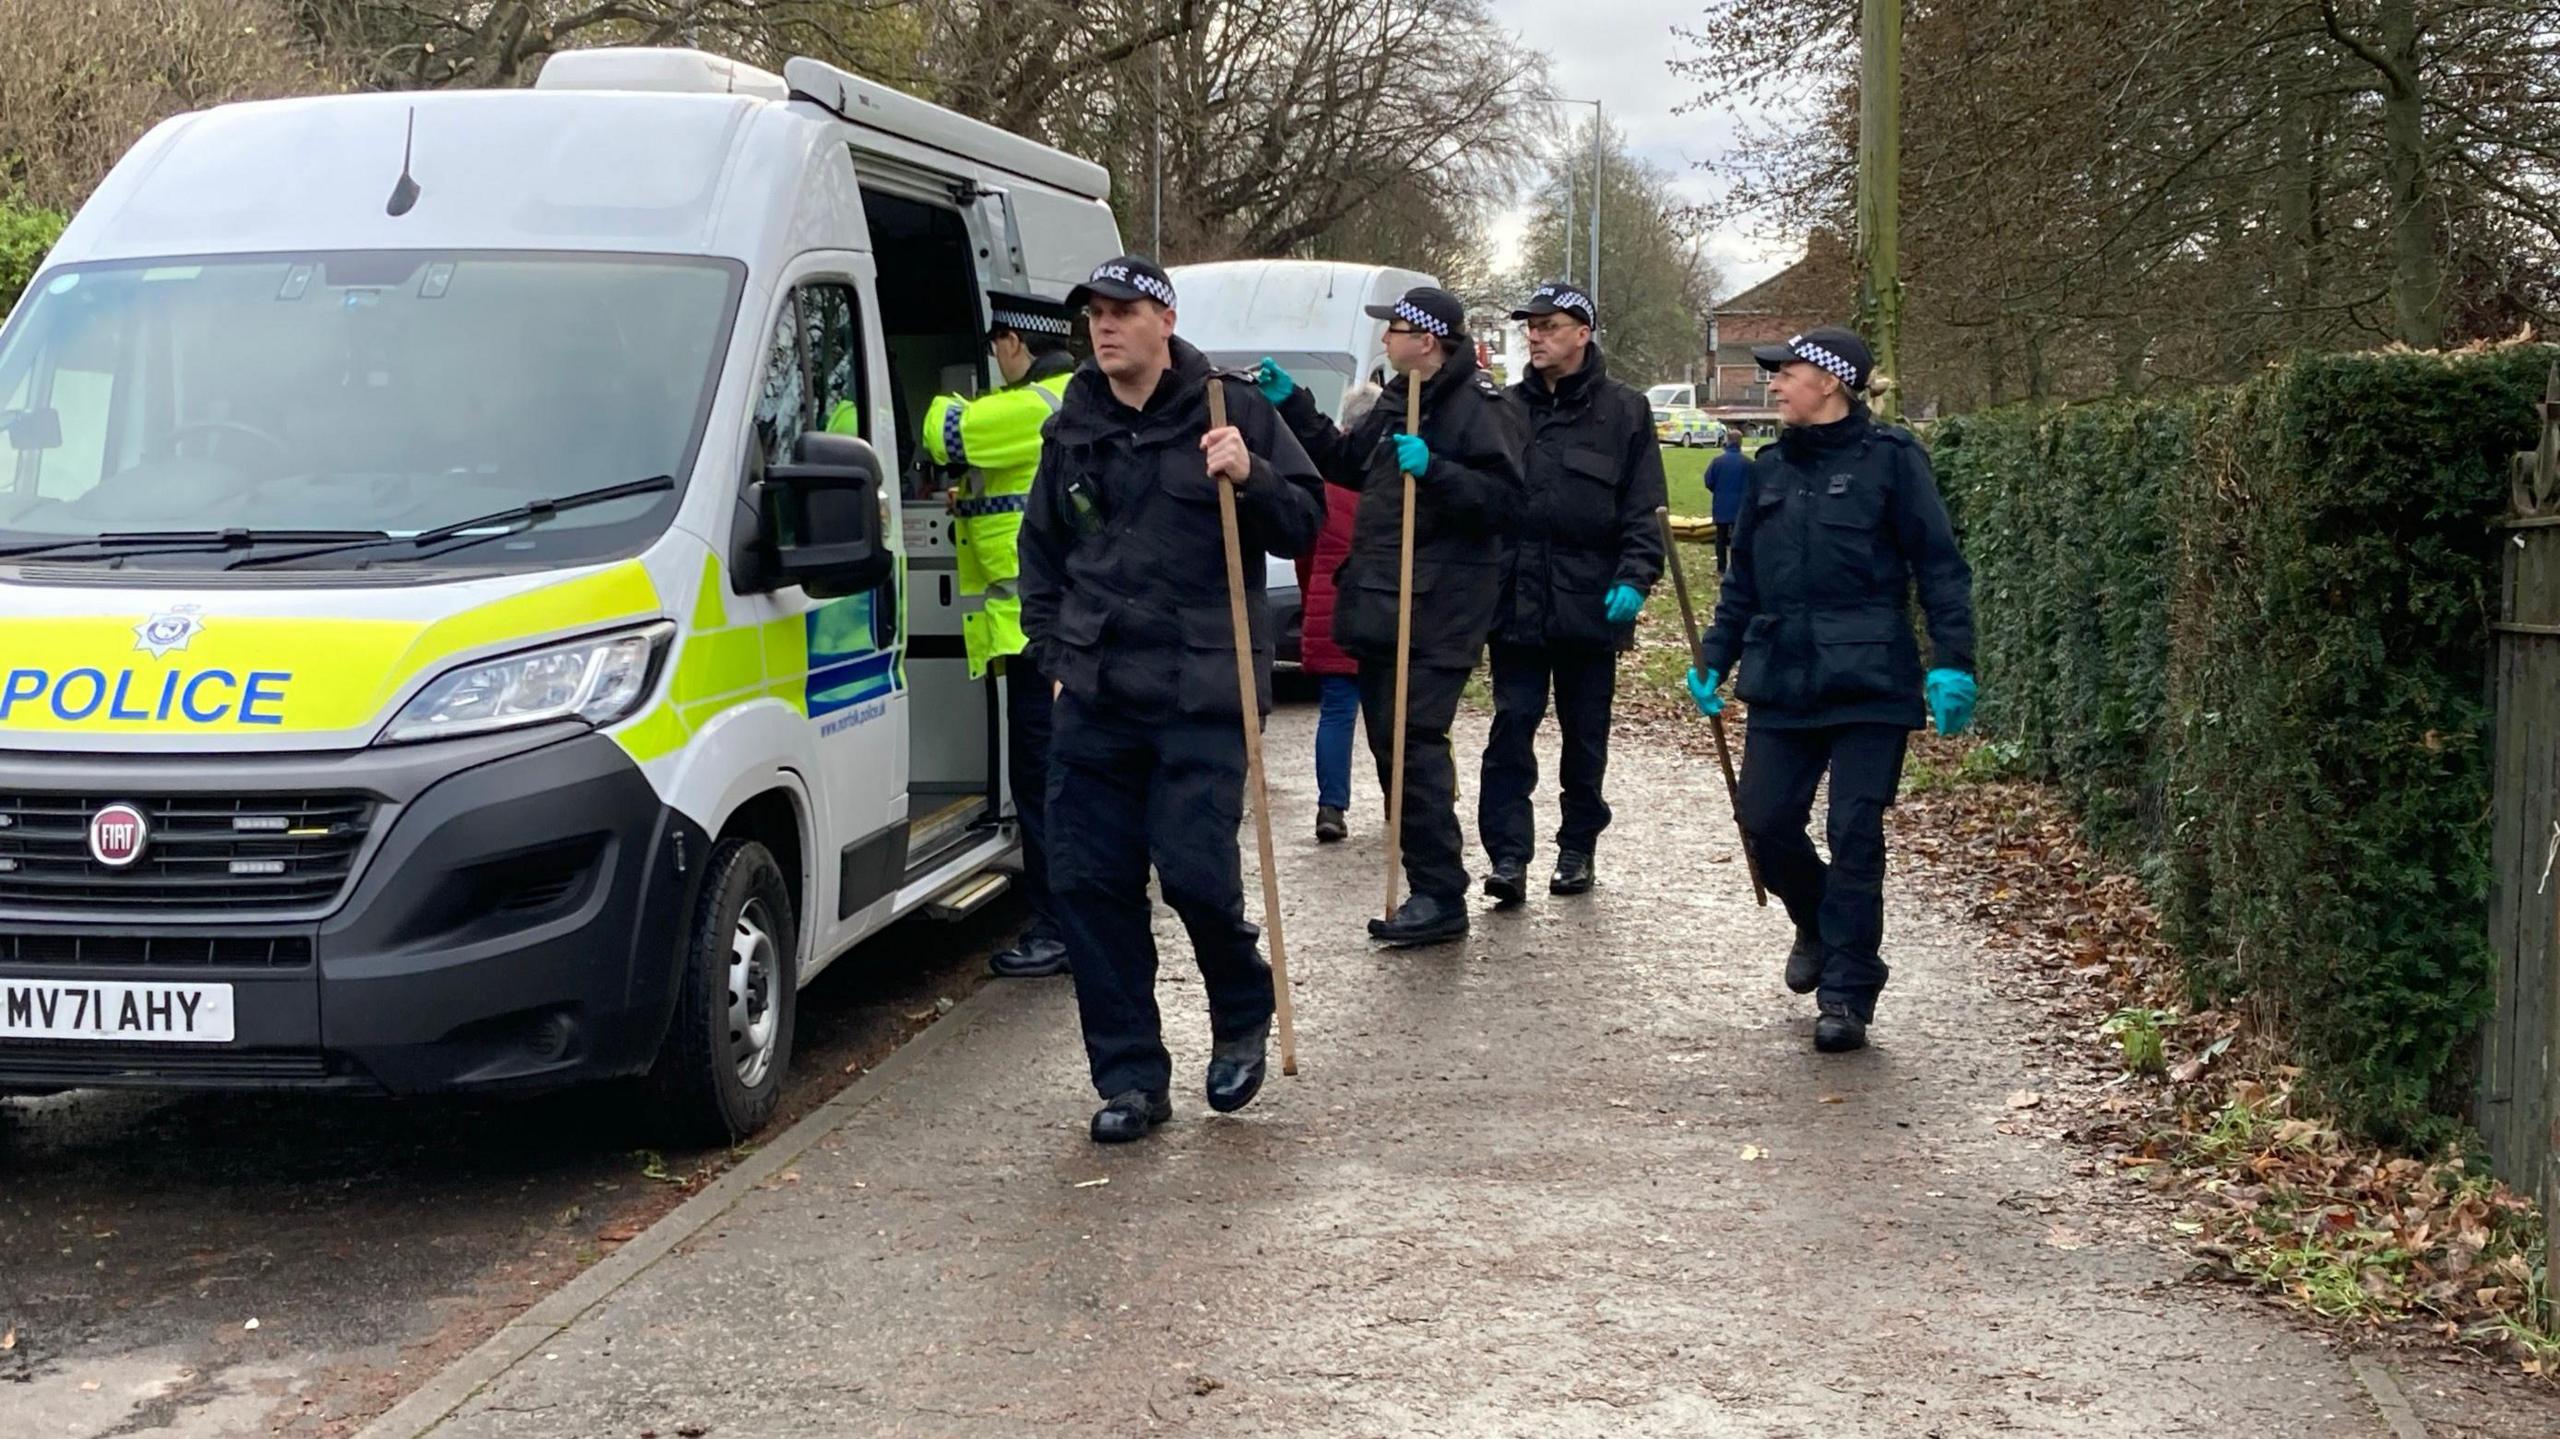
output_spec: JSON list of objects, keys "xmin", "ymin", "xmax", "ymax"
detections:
[
  {"xmin": 1697, "ymin": 403, "xmax": 1975, "ymax": 730},
  {"xmin": 1495, "ymin": 345, "xmax": 1667, "ymax": 651},
  {"xmin": 1277, "ymin": 346, "xmax": 1527, "ymax": 673},
  {"xmin": 1019, "ymin": 338, "xmax": 1324, "ymax": 720}
]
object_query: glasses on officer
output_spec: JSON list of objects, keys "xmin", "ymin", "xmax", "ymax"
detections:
[{"xmin": 1525, "ymin": 316, "xmax": 1584, "ymax": 335}]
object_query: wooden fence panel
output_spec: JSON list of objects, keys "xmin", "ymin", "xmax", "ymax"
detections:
[{"xmin": 2482, "ymin": 363, "xmax": 2560, "ymax": 1286}]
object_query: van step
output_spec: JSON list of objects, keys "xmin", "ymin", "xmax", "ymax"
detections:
[
  {"xmin": 906, "ymin": 794, "xmax": 988, "ymax": 866},
  {"xmin": 923, "ymin": 870, "xmax": 1010, "ymax": 922}
]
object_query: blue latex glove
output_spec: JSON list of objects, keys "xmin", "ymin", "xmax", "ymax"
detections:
[
  {"xmin": 1254, "ymin": 356, "xmax": 1295, "ymax": 404},
  {"xmin": 1686, "ymin": 666, "xmax": 1724, "ymax": 717},
  {"xmin": 1927, "ymin": 668, "xmax": 1977, "ymax": 736},
  {"xmin": 1393, "ymin": 432, "xmax": 1431, "ymax": 477},
  {"xmin": 1604, "ymin": 583, "xmax": 1646, "ymax": 624}
]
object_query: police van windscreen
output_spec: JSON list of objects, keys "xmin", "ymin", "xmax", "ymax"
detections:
[{"xmin": 0, "ymin": 252, "xmax": 743, "ymax": 569}]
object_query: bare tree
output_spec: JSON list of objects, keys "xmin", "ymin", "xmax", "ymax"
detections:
[
  {"xmin": 926, "ymin": 0, "xmax": 1545, "ymax": 267},
  {"xmin": 290, "ymin": 0, "xmax": 921, "ymax": 91},
  {"xmin": 0, "ymin": 0, "xmax": 342, "ymax": 210},
  {"xmin": 1674, "ymin": 0, "xmax": 2560, "ymax": 403},
  {"xmin": 1508, "ymin": 117, "xmax": 1724, "ymax": 385}
]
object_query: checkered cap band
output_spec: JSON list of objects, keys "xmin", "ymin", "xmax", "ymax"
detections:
[
  {"xmin": 1394, "ymin": 300, "xmax": 1451, "ymax": 338},
  {"xmin": 1789, "ymin": 334, "xmax": 1860, "ymax": 386},
  {"xmin": 1534, "ymin": 285, "xmax": 1593, "ymax": 318},
  {"xmin": 1086, "ymin": 262, "xmax": 1176, "ymax": 306},
  {"xmin": 992, "ymin": 309, "xmax": 1070, "ymax": 337}
]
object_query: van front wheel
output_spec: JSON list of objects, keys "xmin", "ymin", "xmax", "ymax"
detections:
[{"xmin": 645, "ymin": 838, "xmax": 798, "ymax": 1147}]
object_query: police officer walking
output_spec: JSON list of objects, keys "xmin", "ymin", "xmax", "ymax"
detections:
[
  {"xmin": 1686, "ymin": 327, "xmax": 1976, "ymax": 1053},
  {"xmin": 1256, "ymin": 286, "xmax": 1527, "ymax": 947},
  {"xmin": 1019, "ymin": 258, "xmax": 1324, "ymax": 1142},
  {"xmin": 918, "ymin": 294, "xmax": 1077, "ymax": 978},
  {"xmin": 1706, "ymin": 428, "xmax": 1752, "ymax": 574},
  {"xmin": 1478, "ymin": 281, "xmax": 1665, "ymax": 905}
]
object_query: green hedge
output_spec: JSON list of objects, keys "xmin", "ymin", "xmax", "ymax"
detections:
[
  {"xmin": 0, "ymin": 197, "xmax": 65, "ymax": 316},
  {"xmin": 1935, "ymin": 346, "xmax": 2558, "ymax": 1145}
]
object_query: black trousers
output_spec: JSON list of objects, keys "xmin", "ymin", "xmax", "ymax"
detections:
[
  {"xmin": 1478, "ymin": 641, "xmax": 1617, "ymax": 866},
  {"xmin": 1713, "ymin": 529, "xmax": 1733, "ymax": 576},
  {"xmin": 1357, "ymin": 660, "xmax": 1472, "ymax": 904},
  {"xmin": 1046, "ymin": 691, "xmax": 1273, "ymax": 1099},
  {"xmin": 1004, "ymin": 651, "xmax": 1059, "ymax": 944},
  {"xmin": 1732, "ymin": 722, "xmax": 1910, "ymax": 1019}
]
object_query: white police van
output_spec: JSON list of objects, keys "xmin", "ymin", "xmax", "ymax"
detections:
[
  {"xmin": 1165, "ymin": 259, "xmax": 1438, "ymax": 661},
  {"xmin": 0, "ymin": 48, "xmax": 1120, "ymax": 1141}
]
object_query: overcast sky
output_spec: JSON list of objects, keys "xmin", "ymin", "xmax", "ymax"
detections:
[{"xmin": 1483, "ymin": 0, "xmax": 1793, "ymax": 302}]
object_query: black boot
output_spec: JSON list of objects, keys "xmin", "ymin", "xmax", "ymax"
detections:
[
  {"xmin": 1482, "ymin": 859, "xmax": 1529, "ymax": 908},
  {"xmin": 1090, "ymin": 1089, "xmax": 1172, "ymax": 1143},
  {"xmin": 1785, "ymin": 931, "xmax": 1822, "ymax": 995},
  {"xmin": 1206, "ymin": 1021, "xmax": 1270, "ymax": 1114},
  {"xmin": 1368, "ymin": 892, "xmax": 1470, "ymax": 948},
  {"xmin": 1548, "ymin": 851, "xmax": 1595, "ymax": 896},
  {"xmin": 991, "ymin": 932, "xmax": 1070, "ymax": 979},
  {"xmin": 1814, "ymin": 1001, "xmax": 1868, "ymax": 1054},
  {"xmin": 1315, "ymin": 805, "xmax": 1348, "ymax": 844}
]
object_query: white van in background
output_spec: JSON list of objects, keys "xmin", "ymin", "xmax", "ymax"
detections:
[
  {"xmin": 0, "ymin": 47, "xmax": 1120, "ymax": 1142},
  {"xmin": 1166, "ymin": 260, "xmax": 1438, "ymax": 661}
]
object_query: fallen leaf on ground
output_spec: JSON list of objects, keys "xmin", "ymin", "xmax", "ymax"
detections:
[
  {"xmin": 1739, "ymin": 1144, "xmax": 1768, "ymax": 1161},
  {"xmin": 1818, "ymin": 1095, "xmax": 1846, "ymax": 1105},
  {"xmin": 2006, "ymin": 1090, "xmax": 2044, "ymax": 1110},
  {"xmin": 0, "ymin": 1326, "xmax": 14, "ymax": 1351}
]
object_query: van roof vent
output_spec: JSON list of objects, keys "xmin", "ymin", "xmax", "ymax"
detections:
[{"xmin": 534, "ymin": 47, "xmax": 788, "ymax": 101}]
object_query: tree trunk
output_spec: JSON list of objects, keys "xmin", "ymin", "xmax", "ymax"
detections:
[
  {"xmin": 2277, "ymin": 93, "xmax": 2316, "ymax": 315},
  {"xmin": 1854, "ymin": 0, "xmax": 1902, "ymax": 418},
  {"xmin": 2378, "ymin": 0, "xmax": 2442, "ymax": 348}
]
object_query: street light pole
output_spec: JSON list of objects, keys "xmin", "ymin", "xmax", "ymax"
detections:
[
  {"xmin": 1553, "ymin": 98, "xmax": 1604, "ymax": 343},
  {"xmin": 1588, "ymin": 99, "xmax": 1603, "ymax": 347},
  {"xmin": 1563, "ymin": 149, "xmax": 1575, "ymax": 285}
]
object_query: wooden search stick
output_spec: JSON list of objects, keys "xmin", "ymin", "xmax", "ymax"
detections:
[
  {"xmin": 1657, "ymin": 507, "xmax": 1767, "ymax": 907},
  {"xmin": 1384, "ymin": 379, "xmax": 1420, "ymax": 922},
  {"xmin": 1206, "ymin": 379, "xmax": 1298, "ymax": 1075}
]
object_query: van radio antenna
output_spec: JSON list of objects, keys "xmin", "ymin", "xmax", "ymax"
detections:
[{"xmin": 385, "ymin": 108, "xmax": 422, "ymax": 217}]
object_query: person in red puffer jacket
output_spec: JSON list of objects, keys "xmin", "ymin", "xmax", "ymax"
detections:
[{"xmin": 1298, "ymin": 376, "xmax": 1380, "ymax": 843}]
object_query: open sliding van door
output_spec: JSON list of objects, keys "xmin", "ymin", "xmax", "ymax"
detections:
[{"xmin": 784, "ymin": 57, "xmax": 1122, "ymax": 918}]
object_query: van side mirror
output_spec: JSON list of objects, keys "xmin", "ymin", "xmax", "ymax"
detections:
[{"xmin": 763, "ymin": 431, "xmax": 892, "ymax": 599}]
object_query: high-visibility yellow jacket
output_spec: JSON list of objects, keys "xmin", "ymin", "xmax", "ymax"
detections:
[{"xmin": 920, "ymin": 352, "xmax": 1072, "ymax": 677}]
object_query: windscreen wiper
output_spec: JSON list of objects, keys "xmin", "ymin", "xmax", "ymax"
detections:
[
  {"xmin": 0, "ymin": 528, "xmax": 390, "ymax": 562},
  {"xmin": 224, "ymin": 475, "xmax": 677, "ymax": 571}
]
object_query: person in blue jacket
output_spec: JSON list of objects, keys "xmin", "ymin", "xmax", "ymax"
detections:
[
  {"xmin": 1685, "ymin": 327, "xmax": 1977, "ymax": 1054},
  {"xmin": 1706, "ymin": 428, "xmax": 1752, "ymax": 574}
]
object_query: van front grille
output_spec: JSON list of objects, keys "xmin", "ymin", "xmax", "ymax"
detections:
[{"xmin": 0, "ymin": 793, "xmax": 373, "ymax": 913}]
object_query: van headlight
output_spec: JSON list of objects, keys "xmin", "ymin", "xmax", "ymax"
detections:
[{"xmin": 380, "ymin": 624, "xmax": 673, "ymax": 745}]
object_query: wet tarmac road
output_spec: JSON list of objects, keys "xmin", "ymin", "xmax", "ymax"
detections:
[{"xmin": 0, "ymin": 900, "xmax": 1020, "ymax": 1438}]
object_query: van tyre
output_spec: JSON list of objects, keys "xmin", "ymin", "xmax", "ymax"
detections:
[{"xmin": 646, "ymin": 838, "xmax": 798, "ymax": 1147}]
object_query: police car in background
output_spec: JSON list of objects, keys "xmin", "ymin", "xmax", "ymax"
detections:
[{"xmin": 0, "ymin": 48, "xmax": 1121, "ymax": 1142}]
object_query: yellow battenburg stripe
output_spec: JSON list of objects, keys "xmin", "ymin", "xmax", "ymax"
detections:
[
  {"xmin": 0, "ymin": 562, "xmax": 662, "ymax": 739},
  {"xmin": 609, "ymin": 555, "xmax": 809, "ymax": 764}
]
